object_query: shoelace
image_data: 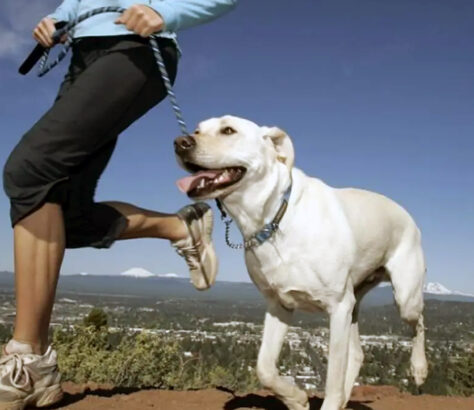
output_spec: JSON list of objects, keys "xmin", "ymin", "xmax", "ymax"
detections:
[
  {"xmin": 175, "ymin": 243, "xmax": 201, "ymax": 270},
  {"xmin": 0, "ymin": 354, "xmax": 31, "ymax": 390}
]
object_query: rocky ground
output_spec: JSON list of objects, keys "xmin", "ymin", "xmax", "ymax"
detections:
[{"xmin": 49, "ymin": 383, "xmax": 474, "ymax": 410}]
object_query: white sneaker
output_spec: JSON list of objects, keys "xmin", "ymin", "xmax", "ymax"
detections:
[
  {"xmin": 172, "ymin": 202, "xmax": 218, "ymax": 290},
  {"xmin": 0, "ymin": 340, "xmax": 63, "ymax": 410}
]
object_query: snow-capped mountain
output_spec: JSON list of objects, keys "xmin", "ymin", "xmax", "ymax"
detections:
[
  {"xmin": 423, "ymin": 282, "xmax": 474, "ymax": 298},
  {"xmin": 121, "ymin": 267, "xmax": 155, "ymax": 278},
  {"xmin": 378, "ymin": 281, "xmax": 474, "ymax": 298},
  {"xmin": 160, "ymin": 273, "xmax": 179, "ymax": 278},
  {"xmin": 424, "ymin": 282, "xmax": 451, "ymax": 295},
  {"xmin": 120, "ymin": 267, "xmax": 180, "ymax": 279}
]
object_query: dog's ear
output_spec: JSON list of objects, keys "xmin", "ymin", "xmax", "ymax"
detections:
[{"xmin": 262, "ymin": 126, "xmax": 295, "ymax": 171}]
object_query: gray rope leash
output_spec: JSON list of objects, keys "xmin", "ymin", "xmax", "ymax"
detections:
[
  {"xmin": 148, "ymin": 36, "xmax": 188, "ymax": 135},
  {"xmin": 38, "ymin": 7, "xmax": 189, "ymax": 136}
]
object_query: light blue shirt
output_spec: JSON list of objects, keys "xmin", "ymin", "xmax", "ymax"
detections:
[{"xmin": 48, "ymin": 0, "xmax": 237, "ymax": 40}]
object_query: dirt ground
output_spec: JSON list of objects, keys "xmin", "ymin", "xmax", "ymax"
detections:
[{"xmin": 48, "ymin": 383, "xmax": 474, "ymax": 410}]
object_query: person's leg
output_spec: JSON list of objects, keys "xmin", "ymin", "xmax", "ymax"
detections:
[
  {"xmin": 0, "ymin": 36, "xmax": 193, "ymax": 409},
  {"xmin": 7, "ymin": 53, "xmax": 75, "ymax": 356},
  {"xmin": 12, "ymin": 203, "xmax": 65, "ymax": 355},
  {"xmin": 3, "ymin": 37, "xmax": 178, "ymax": 357},
  {"xmin": 103, "ymin": 201, "xmax": 187, "ymax": 242}
]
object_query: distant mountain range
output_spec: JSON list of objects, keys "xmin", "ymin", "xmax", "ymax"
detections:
[{"xmin": 0, "ymin": 270, "xmax": 472, "ymax": 307}]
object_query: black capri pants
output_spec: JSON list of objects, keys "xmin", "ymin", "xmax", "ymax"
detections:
[{"xmin": 2, "ymin": 35, "xmax": 178, "ymax": 249}]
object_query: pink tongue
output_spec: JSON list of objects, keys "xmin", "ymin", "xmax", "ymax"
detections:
[{"xmin": 176, "ymin": 170, "xmax": 223, "ymax": 194}]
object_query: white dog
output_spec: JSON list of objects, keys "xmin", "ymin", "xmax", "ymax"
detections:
[{"xmin": 174, "ymin": 116, "xmax": 428, "ymax": 410}]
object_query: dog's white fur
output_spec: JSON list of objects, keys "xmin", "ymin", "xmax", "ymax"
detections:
[{"xmin": 179, "ymin": 115, "xmax": 428, "ymax": 410}]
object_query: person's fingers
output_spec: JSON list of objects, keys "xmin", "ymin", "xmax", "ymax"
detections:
[
  {"xmin": 33, "ymin": 19, "xmax": 55, "ymax": 47},
  {"xmin": 125, "ymin": 12, "xmax": 141, "ymax": 32},
  {"xmin": 36, "ymin": 24, "xmax": 50, "ymax": 45},
  {"xmin": 33, "ymin": 26, "xmax": 51, "ymax": 47},
  {"xmin": 136, "ymin": 12, "xmax": 156, "ymax": 37},
  {"xmin": 134, "ymin": 18, "xmax": 148, "ymax": 37},
  {"xmin": 32, "ymin": 29, "xmax": 44, "ymax": 46},
  {"xmin": 42, "ymin": 19, "xmax": 56, "ymax": 39},
  {"xmin": 115, "ymin": 7, "xmax": 131, "ymax": 24},
  {"xmin": 48, "ymin": 26, "xmax": 61, "ymax": 45},
  {"xmin": 40, "ymin": 19, "xmax": 56, "ymax": 46},
  {"xmin": 115, "ymin": 5, "xmax": 163, "ymax": 36}
]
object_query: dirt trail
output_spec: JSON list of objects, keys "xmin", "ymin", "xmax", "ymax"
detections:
[{"xmin": 50, "ymin": 383, "xmax": 474, "ymax": 410}]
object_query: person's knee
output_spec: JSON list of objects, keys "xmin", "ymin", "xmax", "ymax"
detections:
[
  {"xmin": 3, "ymin": 141, "xmax": 66, "ymax": 208},
  {"xmin": 3, "ymin": 145, "xmax": 26, "ymax": 199}
]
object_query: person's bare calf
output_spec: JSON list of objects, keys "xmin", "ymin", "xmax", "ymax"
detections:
[
  {"xmin": 12, "ymin": 202, "xmax": 65, "ymax": 356},
  {"xmin": 103, "ymin": 201, "xmax": 188, "ymax": 242},
  {"xmin": 104, "ymin": 201, "xmax": 218, "ymax": 290}
]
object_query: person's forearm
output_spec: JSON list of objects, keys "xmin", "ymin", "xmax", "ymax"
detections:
[
  {"xmin": 144, "ymin": 0, "xmax": 237, "ymax": 32},
  {"xmin": 47, "ymin": 0, "xmax": 80, "ymax": 22}
]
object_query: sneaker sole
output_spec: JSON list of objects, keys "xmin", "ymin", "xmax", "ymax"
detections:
[
  {"xmin": 0, "ymin": 385, "xmax": 63, "ymax": 410},
  {"xmin": 35, "ymin": 384, "xmax": 63, "ymax": 408}
]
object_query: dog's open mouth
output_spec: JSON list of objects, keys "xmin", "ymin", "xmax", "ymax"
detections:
[{"xmin": 177, "ymin": 162, "xmax": 246, "ymax": 198}]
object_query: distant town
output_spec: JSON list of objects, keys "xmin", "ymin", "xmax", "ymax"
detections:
[{"xmin": 0, "ymin": 270, "xmax": 472, "ymax": 395}]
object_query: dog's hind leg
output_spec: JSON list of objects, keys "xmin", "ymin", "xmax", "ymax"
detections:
[
  {"xmin": 386, "ymin": 230, "xmax": 428, "ymax": 386},
  {"xmin": 256, "ymin": 300, "xmax": 309, "ymax": 410}
]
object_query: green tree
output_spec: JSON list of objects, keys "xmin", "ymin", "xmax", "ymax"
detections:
[{"xmin": 83, "ymin": 308, "xmax": 108, "ymax": 330}]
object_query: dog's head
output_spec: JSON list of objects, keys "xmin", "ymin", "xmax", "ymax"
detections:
[{"xmin": 174, "ymin": 115, "xmax": 294, "ymax": 200}]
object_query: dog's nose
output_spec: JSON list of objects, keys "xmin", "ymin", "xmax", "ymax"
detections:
[{"xmin": 174, "ymin": 136, "xmax": 196, "ymax": 154}]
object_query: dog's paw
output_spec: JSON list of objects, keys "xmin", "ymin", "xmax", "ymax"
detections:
[
  {"xmin": 284, "ymin": 400, "xmax": 310, "ymax": 410},
  {"xmin": 282, "ymin": 390, "xmax": 309, "ymax": 410},
  {"xmin": 411, "ymin": 360, "xmax": 428, "ymax": 386},
  {"xmin": 320, "ymin": 397, "xmax": 343, "ymax": 410}
]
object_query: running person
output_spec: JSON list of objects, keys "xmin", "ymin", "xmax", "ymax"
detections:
[{"xmin": 0, "ymin": 1, "xmax": 237, "ymax": 408}]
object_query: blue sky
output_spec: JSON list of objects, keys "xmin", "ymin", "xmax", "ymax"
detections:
[{"xmin": 0, "ymin": 1, "xmax": 473, "ymax": 291}]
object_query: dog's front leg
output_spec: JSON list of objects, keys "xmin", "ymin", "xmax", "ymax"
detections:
[
  {"xmin": 256, "ymin": 299, "xmax": 309, "ymax": 410},
  {"xmin": 321, "ymin": 291, "xmax": 356, "ymax": 410}
]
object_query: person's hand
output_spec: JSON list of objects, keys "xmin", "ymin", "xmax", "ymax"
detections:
[
  {"xmin": 33, "ymin": 17, "xmax": 66, "ymax": 48},
  {"xmin": 115, "ymin": 4, "xmax": 164, "ymax": 37}
]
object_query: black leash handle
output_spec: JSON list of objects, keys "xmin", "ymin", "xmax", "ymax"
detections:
[
  {"xmin": 19, "ymin": 7, "xmax": 127, "ymax": 76},
  {"xmin": 18, "ymin": 21, "xmax": 67, "ymax": 75}
]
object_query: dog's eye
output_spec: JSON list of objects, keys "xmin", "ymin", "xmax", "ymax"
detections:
[
  {"xmin": 194, "ymin": 129, "xmax": 200, "ymax": 135},
  {"xmin": 221, "ymin": 126, "xmax": 236, "ymax": 135}
]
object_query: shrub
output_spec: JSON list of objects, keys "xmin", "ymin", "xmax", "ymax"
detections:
[
  {"xmin": 83, "ymin": 308, "xmax": 108, "ymax": 330},
  {"xmin": 53, "ymin": 325, "xmax": 180, "ymax": 388}
]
